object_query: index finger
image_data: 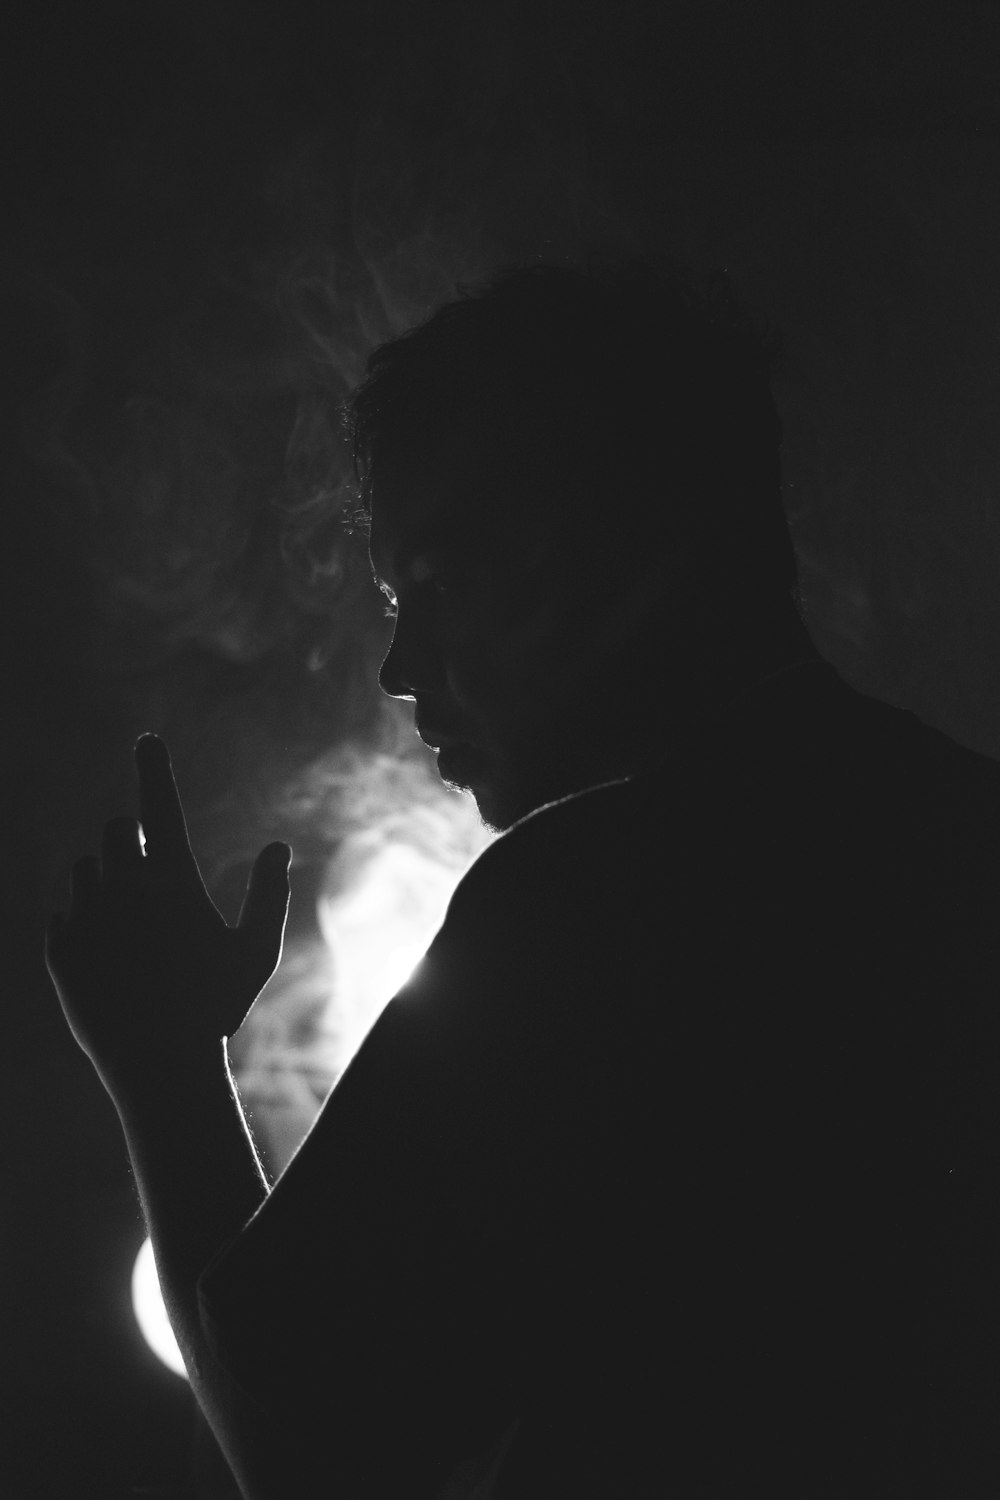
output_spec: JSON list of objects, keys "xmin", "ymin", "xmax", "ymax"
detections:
[{"xmin": 135, "ymin": 734, "xmax": 193, "ymax": 865}]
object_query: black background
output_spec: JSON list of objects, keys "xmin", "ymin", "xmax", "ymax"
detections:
[{"xmin": 5, "ymin": 1, "xmax": 1000, "ymax": 1494}]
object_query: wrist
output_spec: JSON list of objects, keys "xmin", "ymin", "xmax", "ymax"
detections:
[
  {"xmin": 108, "ymin": 1036, "xmax": 270, "ymax": 1207},
  {"xmin": 101, "ymin": 1035, "xmax": 233, "ymax": 1116}
]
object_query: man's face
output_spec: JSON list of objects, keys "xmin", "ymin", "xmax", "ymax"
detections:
[{"xmin": 367, "ymin": 422, "xmax": 659, "ymax": 831}]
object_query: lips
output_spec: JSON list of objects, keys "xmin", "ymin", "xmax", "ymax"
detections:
[
  {"xmin": 414, "ymin": 712, "xmax": 486, "ymax": 789},
  {"xmin": 415, "ymin": 718, "xmax": 464, "ymax": 753}
]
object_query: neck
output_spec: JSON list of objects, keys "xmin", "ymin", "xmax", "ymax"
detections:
[
  {"xmin": 714, "ymin": 611, "xmax": 822, "ymax": 712},
  {"xmin": 616, "ymin": 609, "xmax": 823, "ymax": 784}
]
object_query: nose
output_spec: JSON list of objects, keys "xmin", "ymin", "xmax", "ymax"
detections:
[{"xmin": 377, "ymin": 611, "xmax": 440, "ymax": 700}]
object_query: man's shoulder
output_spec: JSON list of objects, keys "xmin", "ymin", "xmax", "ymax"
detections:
[
  {"xmin": 507, "ymin": 774, "xmax": 652, "ymax": 848},
  {"xmin": 453, "ymin": 775, "xmax": 657, "ymax": 912},
  {"xmin": 418, "ymin": 776, "xmax": 662, "ymax": 1030}
]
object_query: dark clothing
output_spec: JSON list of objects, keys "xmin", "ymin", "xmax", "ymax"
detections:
[{"xmin": 199, "ymin": 659, "xmax": 1000, "ymax": 1497}]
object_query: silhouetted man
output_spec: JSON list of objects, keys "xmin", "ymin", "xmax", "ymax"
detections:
[{"xmin": 46, "ymin": 262, "xmax": 1000, "ymax": 1497}]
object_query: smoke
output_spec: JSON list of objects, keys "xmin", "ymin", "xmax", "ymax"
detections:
[{"xmin": 230, "ymin": 738, "xmax": 493, "ymax": 1174}]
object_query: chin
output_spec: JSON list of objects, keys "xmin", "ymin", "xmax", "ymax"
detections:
[
  {"xmin": 473, "ymin": 790, "xmax": 521, "ymax": 835},
  {"xmin": 438, "ymin": 744, "xmax": 584, "ymax": 833},
  {"xmin": 440, "ymin": 775, "xmax": 511, "ymax": 833},
  {"xmin": 472, "ymin": 775, "xmax": 571, "ymax": 834},
  {"xmin": 434, "ymin": 746, "xmax": 514, "ymax": 831},
  {"xmin": 442, "ymin": 773, "xmax": 524, "ymax": 834}
]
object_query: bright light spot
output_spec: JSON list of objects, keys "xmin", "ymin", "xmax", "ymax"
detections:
[{"xmin": 131, "ymin": 1236, "xmax": 187, "ymax": 1379}]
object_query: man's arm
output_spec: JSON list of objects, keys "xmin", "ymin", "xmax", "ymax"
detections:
[
  {"xmin": 45, "ymin": 735, "xmax": 290, "ymax": 1498},
  {"xmin": 109, "ymin": 1044, "xmax": 270, "ymax": 1490}
]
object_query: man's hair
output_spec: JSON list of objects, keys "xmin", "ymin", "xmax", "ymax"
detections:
[{"xmin": 344, "ymin": 259, "xmax": 799, "ymax": 617}]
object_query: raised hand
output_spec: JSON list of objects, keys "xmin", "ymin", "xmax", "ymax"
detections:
[{"xmin": 46, "ymin": 734, "xmax": 291, "ymax": 1095}]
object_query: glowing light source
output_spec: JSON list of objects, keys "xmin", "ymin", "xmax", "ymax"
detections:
[{"xmin": 131, "ymin": 1235, "xmax": 187, "ymax": 1378}]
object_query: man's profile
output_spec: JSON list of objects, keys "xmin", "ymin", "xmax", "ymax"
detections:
[
  {"xmin": 45, "ymin": 260, "xmax": 1000, "ymax": 1497},
  {"xmin": 354, "ymin": 260, "xmax": 813, "ymax": 832}
]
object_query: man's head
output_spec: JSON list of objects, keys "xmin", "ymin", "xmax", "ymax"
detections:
[{"xmin": 346, "ymin": 260, "xmax": 814, "ymax": 830}]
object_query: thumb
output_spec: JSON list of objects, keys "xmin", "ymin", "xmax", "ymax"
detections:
[{"xmin": 237, "ymin": 842, "xmax": 292, "ymax": 960}]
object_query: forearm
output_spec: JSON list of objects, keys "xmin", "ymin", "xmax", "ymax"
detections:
[{"xmin": 110, "ymin": 1041, "xmax": 269, "ymax": 1488}]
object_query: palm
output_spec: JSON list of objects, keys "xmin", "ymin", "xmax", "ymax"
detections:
[{"xmin": 46, "ymin": 736, "xmax": 291, "ymax": 1089}]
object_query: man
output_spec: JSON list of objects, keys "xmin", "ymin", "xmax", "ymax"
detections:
[{"xmin": 46, "ymin": 262, "xmax": 1000, "ymax": 1496}]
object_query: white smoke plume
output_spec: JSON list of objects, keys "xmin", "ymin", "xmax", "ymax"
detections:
[{"xmin": 229, "ymin": 734, "xmax": 493, "ymax": 1174}]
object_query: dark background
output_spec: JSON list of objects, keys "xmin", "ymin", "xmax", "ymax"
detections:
[{"xmin": 5, "ymin": 1, "xmax": 1000, "ymax": 1494}]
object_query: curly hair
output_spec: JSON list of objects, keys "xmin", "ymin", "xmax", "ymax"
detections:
[{"xmin": 343, "ymin": 258, "xmax": 799, "ymax": 613}]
